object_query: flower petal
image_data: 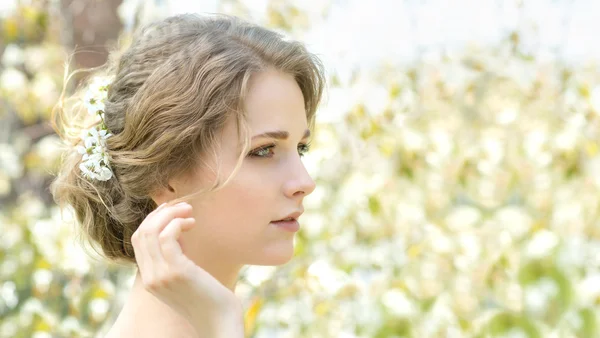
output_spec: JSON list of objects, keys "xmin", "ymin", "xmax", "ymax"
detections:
[
  {"xmin": 79, "ymin": 163, "xmax": 94, "ymax": 179},
  {"xmin": 98, "ymin": 167, "xmax": 113, "ymax": 181}
]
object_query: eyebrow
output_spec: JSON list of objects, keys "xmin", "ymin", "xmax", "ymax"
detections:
[{"xmin": 251, "ymin": 129, "xmax": 311, "ymax": 140}]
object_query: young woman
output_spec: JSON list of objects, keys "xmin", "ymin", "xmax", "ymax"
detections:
[{"xmin": 50, "ymin": 13, "xmax": 325, "ymax": 337}]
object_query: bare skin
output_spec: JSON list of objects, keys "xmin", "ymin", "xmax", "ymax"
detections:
[
  {"xmin": 103, "ymin": 69, "xmax": 315, "ymax": 337},
  {"xmin": 104, "ymin": 203, "xmax": 244, "ymax": 338}
]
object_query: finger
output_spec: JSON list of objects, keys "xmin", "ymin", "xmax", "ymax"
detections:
[
  {"xmin": 147, "ymin": 201, "xmax": 170, "ymax": 218},
  {"xmin": 141, "ymin": 223, "xmax": 168, "ymax": 278},
  {"xmin": 150, "ymin": 202, "xmax": 167, "ymax": 214},
  {"xmin": 135, "ymin": 203, "xmax": 190, "ymax": 288},
  {"xmin": 159, "ymin": 217, "xmax": 196, "ymax": 265},
  {"xmin": 131, "ymin": 230, "xmax": 155, "ymax": 286},
  {"xmin": 149, "ymin": 202, "xmax": 193, "ymax": 234},
  {"xmin": 132, "ymin": 205, "xmax": 165, "ymax": 272}
]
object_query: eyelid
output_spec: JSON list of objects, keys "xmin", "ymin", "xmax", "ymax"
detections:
[
  {"xmin": 252, "ymin": 143, "xmax": 275, "ymax": 151},
  {"xmin": 248, "ymin": 141, "xmax": 311, "ymax": 158},
  {"xmin": 251, "ymin": 139, "xmax": 310, "ymax": 150},
  {"xmin": 245, "ymin": 142, "xmax": 275, "ymax": 158}
]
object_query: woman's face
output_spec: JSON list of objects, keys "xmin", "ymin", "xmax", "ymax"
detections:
[{"xmin": 174, "ymin": 69, "xmax": 316, "ymax": 267}]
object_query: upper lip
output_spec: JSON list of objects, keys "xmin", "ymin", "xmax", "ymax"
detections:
[{"xmin": 273, "ymin": 210, "xmax": 303, "ymax": 222}]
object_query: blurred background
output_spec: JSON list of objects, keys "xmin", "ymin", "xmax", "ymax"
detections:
[{"xmin": 1, "ymin": 0, "xmax": 600, "ymax": 337}]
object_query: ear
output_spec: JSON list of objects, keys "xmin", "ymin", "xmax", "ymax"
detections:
[{"xmin": 149, "ymin": 181, "xmax": 178, "ymax": 206}]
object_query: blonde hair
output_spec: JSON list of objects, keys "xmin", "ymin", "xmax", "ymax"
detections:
[{"xmin": 50, "ymin": 13, "xmax": 325, "ymax": 264}]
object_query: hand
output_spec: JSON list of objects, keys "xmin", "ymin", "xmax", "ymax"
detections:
[{"xmin": 131, "ymin": 201, "xmax": 244, "ymax": 336}]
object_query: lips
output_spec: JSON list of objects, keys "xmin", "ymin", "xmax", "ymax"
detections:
[
  {"xmin": 271, "ymin": 210, "xmax": 303, "ymax": 232},
  {"xmin": 273, "ymin": 211, "xmax": 303, "ymax": 223},
  {"xmin": 271, "ymin": 219, "xmax": 300, "ymax": 232}
]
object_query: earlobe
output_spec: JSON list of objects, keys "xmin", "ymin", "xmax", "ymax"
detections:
[{"xmin": 150, "ymin": 183, "xmax": 177, "ymax": 206}]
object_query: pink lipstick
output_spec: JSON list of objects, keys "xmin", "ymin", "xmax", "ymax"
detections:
[
  {"xmin": 270, "ymin": 219, "xmax": 299, "ymax": 232},
  {"xmin": 271, "ymin": 211, "xmax": 303, "ymax": 232}
]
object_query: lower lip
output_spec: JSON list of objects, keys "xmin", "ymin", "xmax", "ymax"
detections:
[{"xmin": 270, "ymin": 219, "xmax": 300, "ymax": 232}]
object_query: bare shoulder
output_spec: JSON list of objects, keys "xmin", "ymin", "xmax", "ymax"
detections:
[
  {"xmin": 99, "ymin": 310, "xmax": 142, "ymax": 338},
  {"xmin": 101, "ymin": 307, "xmax": 197, "ymax": 338}
]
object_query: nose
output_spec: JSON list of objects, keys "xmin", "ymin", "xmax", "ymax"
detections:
[{"xmin": 283, "ymin": 155, "xmax": 316, "ymax": 199}]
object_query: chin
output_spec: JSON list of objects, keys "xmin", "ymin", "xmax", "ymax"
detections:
[{"xmin": 248, "ymin": 240, "xmax": 296, "ymax": 266}]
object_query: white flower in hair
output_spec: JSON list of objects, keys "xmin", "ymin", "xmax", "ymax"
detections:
[
  {"xmin": 83, "ymin": 76, "xmax": 112, "ymax": 116},
  {"xmin": 78, "ymin": 76, "xmax": 114, "ymax": 181},
  {"xmin": 77, "ymin": 126, "xmax": 113, "ymax": 181}
]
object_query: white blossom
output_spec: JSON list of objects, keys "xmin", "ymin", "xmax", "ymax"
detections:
[
  {"xmin": 525, "ymin": 230, "xmax": 559, "ymax": 259},
  {"xmin": 381, "ymin": 289, "xmax": 416, "ymax": 318},
  {"xmin": 89, "ymin": 298, "xmax": 110, "ymax": 322},
  {"xmin": 33, "ymin": 269, "xmax": 53, "ymax": 294},
  {"xmin": 1, "ymin": 281, "xmax": 18, "ymax": 309},
  {"xmin": 83, "ymin": 76, "xmax": 112, "ymax": 116},
  {"xmin": 78, "ymin": 125, "xmax": 113, "ymax": 181},
  {"xmin": 77, "ymin": 76, "xmax": 114, "ymax": 181}
]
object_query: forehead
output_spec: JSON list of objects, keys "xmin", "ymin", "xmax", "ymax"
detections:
[{"xmin": 243, "ymin": 70, "xmax": 307, "ymax": 130}]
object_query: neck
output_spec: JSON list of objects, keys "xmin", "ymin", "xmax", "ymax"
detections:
[
  {"xmin": 195, "ymin": 257, "xmax": 243, "ymax": 291},
  {"xmin": 129, "ymin": 258, "xmax": 242, "ymax": 312},
  {"xmin": 185, "ymin": 243, "xmax": 244, "ymax": 292},
  {"xmin": 109, "ymin": 270, "xmax": 197, "ymax": 336},
  {"xmin": 109, "ymin": 260, "xmax": 243, "ymax": 337}
]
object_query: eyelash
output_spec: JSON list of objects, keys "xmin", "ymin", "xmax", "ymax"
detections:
[{"xmin": 248, "ymin": 142, "xmax": 311, "ymax": 158}]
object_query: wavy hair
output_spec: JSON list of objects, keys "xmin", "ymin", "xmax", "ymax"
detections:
[{"xmin": 49, "ymin": 13, "xmax": 325, "ymax": 264}]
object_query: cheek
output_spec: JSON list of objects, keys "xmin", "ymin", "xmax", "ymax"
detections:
[
  {"xmin": 230, "ymin": 173, "xmax": 277, "ymax": 220},
  {"xmin": 192, "ymin": 175, "xmax": 274, "ymax": 238}
]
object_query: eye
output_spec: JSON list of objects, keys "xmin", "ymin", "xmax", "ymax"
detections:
[
  {"xmin": 247, "ymin": 142, "xmax": 312, "ymax": 159},
  {"xmin": 298, "ymin": 142, "xmax": 311, "ymax": 157},
  {"xmin": 248, "ymin": 144, "xmax": 275, "ymax": 158}
]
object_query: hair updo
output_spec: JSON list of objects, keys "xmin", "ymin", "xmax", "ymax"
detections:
[{"xmin": 49, "ymin": 13, "xmax": 325, "ymax": 264}]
